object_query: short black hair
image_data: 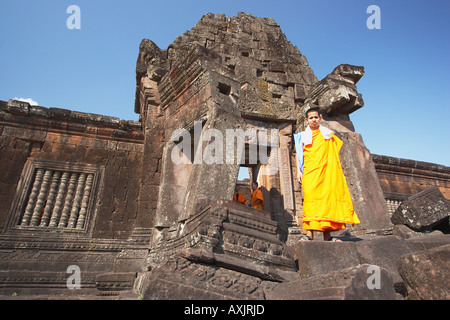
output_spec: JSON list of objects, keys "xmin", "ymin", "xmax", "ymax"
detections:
[{"xmin": 305, "ymin": 107, "xmax": 321, "ymax": 118}]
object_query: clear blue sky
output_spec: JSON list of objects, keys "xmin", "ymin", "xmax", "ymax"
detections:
[{"xmin": 1, "ymin": 0, "xmax": 449, "ymax": 166}]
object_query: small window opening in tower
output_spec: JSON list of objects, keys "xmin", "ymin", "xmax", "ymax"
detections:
[
  {"xmin": 234, "ymin": 165, "xmax": 252, "ymax": 206},
  {"xmin": 238, "ymin": 166, "xmax": 250, "ymax": 181},
  {"xmin": 218, "ymin": 82, "xmax": 231, "ymax": 95}
]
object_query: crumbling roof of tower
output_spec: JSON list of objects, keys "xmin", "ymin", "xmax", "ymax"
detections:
[{"xmin": 135, "ymin": 13, "xmax": 318, "ymax": 116}]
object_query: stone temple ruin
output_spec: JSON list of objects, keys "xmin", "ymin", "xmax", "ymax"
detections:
[{"xmin": 0, "ymin": 13, "xmax": 449, "ymax": 300}]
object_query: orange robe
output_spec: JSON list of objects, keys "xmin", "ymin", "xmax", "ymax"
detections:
[
  {"xmin": 302, "ymin": 129, "xmax": 360, "ymax": 231},
  {"xmin": 251, "ymin": 189, "xmax": 264, "ymax": 210},
  {"xmin": 233, "ymin": 192, "xmax": 246, "ymax": 204}
]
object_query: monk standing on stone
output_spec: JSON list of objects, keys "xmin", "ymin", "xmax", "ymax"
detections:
[
  {"xmin": 250, "ymin": 182, "xmax": 264, "ymax": 210},
  {"xmin": 294, "ymin": 107, "xmax": 360, "ymax": 241}
]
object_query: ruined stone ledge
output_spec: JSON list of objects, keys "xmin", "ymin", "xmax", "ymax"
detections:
[
  {"xmin": 373, "ymin": 153, "xmax": 450, "ymax": 200},
  {"xmin": 0, "ymin": 270, "xmax": 98, "ymax": 295},
  {"xmin": 373, "ymin": 154, "xmax": 450, "ymax": 177},
  {"xmin": 0, "ymin": 233, "xmax": 149, "ymax": 252},
  {"xmin": 241, "ymin": 111, "xmax": 297, "ymax": 123},
  {"xmin": 1, "ymin": 100, "xmax": 144, "ymax": 143},
  {"xmin": 0, "ymin": 231, "xmax": 150, "ymax": 297}
]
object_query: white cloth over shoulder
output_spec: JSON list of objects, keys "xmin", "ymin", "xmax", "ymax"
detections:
[{"xmin": 300, "ymin": 125, "xmax": 333, "ymax": 145}]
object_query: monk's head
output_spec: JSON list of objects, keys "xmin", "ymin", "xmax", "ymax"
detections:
[
  {"xmin": 305, "ymin": 107, "xmax": 322, "ymax": 130},
  {"xmin": 251, "ymin": 181, "xmax": 258, "ymax": 191}
]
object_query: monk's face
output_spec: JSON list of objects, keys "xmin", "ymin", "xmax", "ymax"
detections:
[{"xmin": 306, "ymin": 111, "xmax": 321, "ymax": 130}]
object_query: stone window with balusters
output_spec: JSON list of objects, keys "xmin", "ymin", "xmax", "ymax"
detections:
[{"xmin": 5, "ymin": 159, "xmax": 103, "ymax": 234}]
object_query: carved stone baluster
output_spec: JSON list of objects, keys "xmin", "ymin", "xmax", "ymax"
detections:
[
  {"xmin": 21, "ymin": 168, "xmax": 45, "ymax": 226},
  {"xmin": 68, "ymin": 173, "xmax": 86, "ymax": 228},
  {"xmin": 76, "ymin": 173, "xmax": 94, "ymax": 229},
  {"xmin": 39, "ymin": 171, "xmax": 61, "ymax": 227},
  {"xmin": 30, "ymin": 169, "xmax": 52, "ymax": 226},
  {"xmin": 49, "ymin": 171, "xmax": 70, "ymax": 227},
  {"xmin": 58, "ymin": 172, "xmax": 78, "ymax": 228}
]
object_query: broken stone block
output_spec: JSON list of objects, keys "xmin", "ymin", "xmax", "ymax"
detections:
[
  {"xmin": 355, "ymin": 235, "xmax": 415, "ymax": 295},
  {"xmin": 267, "ymin": 264, "xmax": 396, "ymax": 300},
  {"xmin": 288, "ymin": 241, "xmax": 359, "ymax": 277},
  {"xmin": 406, "ymin": 234, "xmax": 450, "ymax": 251},
  {"xmin": 393, "ymin": 224, "xmax": 444, "ymax": 239},
  {"xmin": 289, "ymin": 235, "xmax": 419, "ymax": 297},
  {"xmin": 302, "ymin": 64, "xmax": 365, "ymax": 116},
  {"xmin": 391, "ymin": 187, "xmax": 450, "ymax": 232},
  {"xmin": 393, "ymin": 224, "xmax": 427, "ymax": 239},
  {"xmin": 397, "ymin": 244, "xmax": 450, "ymax": 300},
  {"xmin": 7, "ymin": 99, "xmax": 30, "ymax": 115}
]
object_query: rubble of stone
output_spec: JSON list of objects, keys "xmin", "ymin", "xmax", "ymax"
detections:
[
  {"xmin": 0, "ymin": 12, "xmax": 449, "ymax": 300},
  {"xmin": 287, "ymin": 234, "xmax": 450, "ymax": 299},
  {"xmin": 397, "ymin": 243, "xmax": 449, "ymax": 300}
]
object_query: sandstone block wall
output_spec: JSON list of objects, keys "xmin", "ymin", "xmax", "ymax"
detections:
[
  {"xmin": 372, "ymin": 154, "xmax": 450, "ymax": 215},
  {"xmin": 0, "ymin": 99, "xmax": 146, "ymax": 239}
]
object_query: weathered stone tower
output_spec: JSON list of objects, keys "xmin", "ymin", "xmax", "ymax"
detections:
[
  {"xmin": 133, "ymin": 12, "xmax": 393, "ymax": 298},
  {"xmin": 134, "ymin": 12, "xmax": 392, "ymax": 244}
]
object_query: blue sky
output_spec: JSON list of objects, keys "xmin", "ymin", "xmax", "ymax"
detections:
[{"xmin": 1, "ymin": 0, "xmax": 449, "ymax": 166}]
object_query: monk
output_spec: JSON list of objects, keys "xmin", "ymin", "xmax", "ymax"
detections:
[
  {"xmin": 250, "ymin": 182, "xmax": 264, "ymax": 210},
  {"xmin": 293, "ymin": 107, "xmax": 360, "ymax": 241},
  {"xmin": 233, "ymin": 186, "xmax": 246, "ymax": 205}
]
